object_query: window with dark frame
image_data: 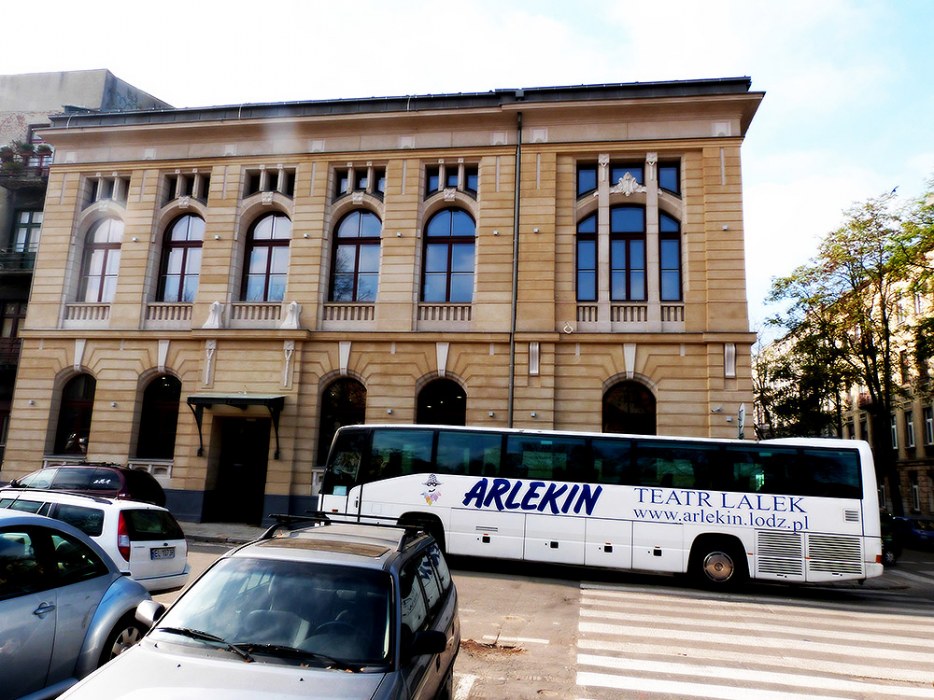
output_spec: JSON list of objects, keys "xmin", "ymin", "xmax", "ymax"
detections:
[
  {"xmin": 334, "ymin": 165, "xmax": 386, "ymax": 201},
  {"xmin": 659, "ymin": 212, "xmax": 682, "ymax": 302},
  {"xmin": 242, "ymin": 214, "xmax": 291, "ymax": 302},
  {"xmin": 659, "ymin": 161, "xmax": 681, "ymax": 195},
  {"xmin": 158, "ymin": 215, "xmax": 204, "ymax": 303},
  {"xmin": 424, "ymin": 164, "xmax": 479, "ymax": 200},
  {"xmin": 136, "ymin": 375, "xmax": 182, "ymax": 460},
  {"xmin": 577, "ymin": 163, "xmax": 598, "ymax": 197},
  {"xmin": 54, "ymin": 373, "xmax": 96, "ymax": 455},
  {"xmin": 13, "ymin": 210, "xmax": 42, "ymax": 253},
  {"xmin": 329, "ymin": 210, "xmax": 382, "ymax": 302},
  {"xmin": 576, "ymin": 214, "xmax": 597, "ymax": 302},
  {"xmin": 422, "ymin": 208, "xmax": 475, "ymax": 304},
  {"xmin": 610, "ymin": 206, "xmax": 646, "ymax": 301},
  {"xmin": 243, "ymin": 167, "xmax": 296, "ymax": 198},
  {"xmin": 78, "ymin": 219, "xmax": 124, "ymax": 303}
]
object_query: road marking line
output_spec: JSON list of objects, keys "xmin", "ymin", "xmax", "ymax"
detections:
[
  {"xmin": 481, "ymin": 634, "xmax": 550, "ymax": 645},
  {"xmin": 577, "ymin": 653, "xmax": 934, "ymax": 698},
  {"xmin": 454, "ymin": 673, "xmax": 476, "ymax": 700}
]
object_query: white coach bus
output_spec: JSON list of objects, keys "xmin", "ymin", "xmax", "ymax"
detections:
[{"xmin": 318, "ymin": 425, "xmax": 883, "ymax": 587}]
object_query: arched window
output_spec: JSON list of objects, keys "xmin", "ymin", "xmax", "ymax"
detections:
[
  {"xmin": 54, "ymin": 374, "xmax": 97, "ymax": 454},
  {"xmin": 79, "ymin": 219, "xmax": 123, "ymax": 302},
  {"xmin": 610, "ymin": 206, "xmax": 646, "ymax": 301},
  {"xmin": 422, "ymin": 208, "xmax": 475, "ymax": 303},
  {"xmin": 242, "ymin": 213, "xmax": 291, "ymax": 302},
  {"xmin": 603, "ymin": 381, "xmax": 656, "ymax": 436},
  {"xmin": 659, "ymin": 212, "xmax": 682, "ymax": 302},
  {"xmin": 330, "ymin": 211, "xmax": 381, "ymax": 302},
  {"xmin": 318, "ymin": 378, "xmax": 366, "ymax": 464},
  {"xmin": 136, "ymin": 375, "xmax": 182, "ymax": 459},
  {"xmin": 576, "ymin": 213, "xmax": 597, "ymax": 301},
  {"xmin": 158, "ymin": 215, "xmax": 204, "ymax": 302},
  {"xmin": 417, "ymin": 378, "xmax": 466, "ymax": 426}
]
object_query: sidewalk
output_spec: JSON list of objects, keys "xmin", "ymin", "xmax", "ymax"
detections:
[{"xmin": 182, "ymin": 521, "xmax": 265, "ymax": 545}]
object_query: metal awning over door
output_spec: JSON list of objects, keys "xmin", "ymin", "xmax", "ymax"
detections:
[{"xmin": 186, "ymin": 393, "xmax": 285, "ymax": 459}]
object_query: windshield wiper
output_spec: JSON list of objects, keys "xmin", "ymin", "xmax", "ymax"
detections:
[
  {"xmin": 236, "ymin": 643, "xmax": 359, "ymax": 671},
  {"xmin": 155, "ymin": 626, "xmax": 254, "ymax": 663}
]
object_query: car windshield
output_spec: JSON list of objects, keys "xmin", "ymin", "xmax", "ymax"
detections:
[{"xmin": 152, "ymin": 557, "xmax": 392, "ymax": 668}]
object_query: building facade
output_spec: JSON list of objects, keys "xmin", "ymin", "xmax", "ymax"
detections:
[
  {"xmin": 2, "ymin": 79, "xmax": 763, "ymax": 524},
  {"xmin": 0, "ymin": 70, "xmax": 170, "ymax": 462}
]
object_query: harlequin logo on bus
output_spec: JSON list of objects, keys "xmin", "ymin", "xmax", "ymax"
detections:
[
  {"xmin": 421, "ymin": 474, "xmax": 443, "ymax": 505},
  {"xmin": 461, "ymin": 478, "xmax": 603, "ymax": 515}
]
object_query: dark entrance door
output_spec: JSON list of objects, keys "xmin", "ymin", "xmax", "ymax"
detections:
[{"xmin": 206, "ymin": 417, "xmax": 270, "ymax": 525}]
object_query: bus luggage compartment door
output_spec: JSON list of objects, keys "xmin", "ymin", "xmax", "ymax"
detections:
[
  {"xmin": 524, "ymin": 514, "xmax": 586, "ymax": 565},
  {"xmin": 631, "ymin": 521, "xmax": 683, "ymax": 573},
  {"xmin": 449, "ymin": 508, "xmax": 525, "ymax": 559}
]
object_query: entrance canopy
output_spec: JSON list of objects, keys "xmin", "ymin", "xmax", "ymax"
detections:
[{"xmin": 187, "ymin": 393, "xmax": 285, "ymax": 459}]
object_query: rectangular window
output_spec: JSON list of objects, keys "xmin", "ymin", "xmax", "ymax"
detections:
[
  {"xmin": 905, "ymin": 410, "xmax": 915, "ymax": 448},
  {"xmin": 503, "ymin": 434, "xmax": 588, "ymax": 482},
  {"xmin": 577, "ymin": 164, "xmax": 597, "ymax": 197},
  {"xmin": 83, "ymin": 175, "xmax": 130, "ymax": 209},
  {"xmin": 14, "ymin": 210, "xmax": 42, "ymax": 253},
  {"xmin": 610, "ymin": 163, "xmax": 643, "ymax": 186},
  {"xmin": 924, "ymin": 407, "xmax": 933, "ymax": 445},
  {"xmin": 243, "ymin": 167, "xmax": 296, "ymax": 198},
  {"xmin": 425, "ymin": 165, "xmax": 441, "ymax": 196},
  {"xmin": 436, "ymin": 430, "xmax": 501, "ymax": 476},
  {"xmin": 891, "ymin": 414, "xmax": 898, "ymax": 450},
  {"xmin": 659, "ymin": 161, "xmax": 681, "ymax": 195}
]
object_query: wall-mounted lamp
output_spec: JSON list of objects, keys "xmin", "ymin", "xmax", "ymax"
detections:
[
  {"xmin": 488, "ymin": 411, "xmax": 495, "ymax": 418},
  {"xmin": 532, "ymin": 227, "xmax": 540, "ymax": 234},
  {"xmin": 213, "ymin": 234, "xmax": 221, "ymax": 240},
  {"xmin": 721, "ymin": 224, "xmax": 729, "ymax": 231},
  {"xmin": 711, "ymin": 406, "xmax": 723, "ymax": 414},
  {"xmin": 396, "ymin": 232, "xmax": 402, "ymax": 237},
  {"xmin": 27, "ymin": 399, "xmax": 35, "ymax": 406},
  {"xmin": 493, "ymin": 230, "xmax": 500, "ymax": 236},
  {"xmin": 131, "ymin": 236, "xmax": 139, "ymax": 242},
  {"xmin": 386, "ymin": 408, "xmax": 393, "ymax": 415},
  {"xmin": 111, "ymin": 401, "xmax": 118, "ymax": 408},
  {"xmin": 303, "ymin": 233, "xmax": 310, "ymax": 238},
  {"xmin": 530, "ymin": 411, "xmax": 537, "ymax": 418}
]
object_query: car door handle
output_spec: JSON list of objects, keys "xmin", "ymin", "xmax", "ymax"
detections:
[{"xmin": 33, "ymin": 602, "xmax": 56, "ymax": 617}]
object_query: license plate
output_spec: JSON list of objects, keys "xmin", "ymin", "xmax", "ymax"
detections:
[{"xmin": 151, "ymin": 547, "xmax": 175, "ymax": 560}]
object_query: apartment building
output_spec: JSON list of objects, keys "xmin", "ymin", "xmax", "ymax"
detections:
[
  {"xmin": 0, "ymin": 70, "xmax": 170, "ymax": 462},
  {"xmin": 2, "ymin": 78, "xmax": 763, "ymax": 523}
]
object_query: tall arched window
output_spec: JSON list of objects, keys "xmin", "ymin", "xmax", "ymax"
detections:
[
  {"xmin": 659, "ymin": 212, "xmax": 682, "ymax": 302},
  {"xmin": 603, "ymin": 381, "xmax": 656, "ymax": 435},
  {"xmin": 576, "ymin": 213, "xmax": 597, "ymax": 301},
  {"xmin": 422, "ymin": 208, "xmax": 475, "ymax": 303},
  {"xmin": 54, "ymin": 374, "xmax": 97, "ymax": 454},
  {"xmin": 610, "ymin": 206, "xmax": 646, "ymax": 301},
  {"xmin": 330, "ymin": 211, "xmax": 381, "ymax": 302},
  {"xmin": 417, "ymin": 378, "xmax": 466, "ymax": 426},
  {"xmin": 79, "ymin": 219, "xmax": 123, "ymax": 302},
  {"xmin": 242, "ymin": 213, "xmax": 291, "ymax": 302},
  {"xmin": 136, "ymin": 375, "xmax": 182, "ymax": 459},
  {"xmin": 318, "ymin": 378, "xmax": 367, "ymax": 464},
  {"xmin": 158, "ymin": 215, "xmax": 204, "ymax": 302}
]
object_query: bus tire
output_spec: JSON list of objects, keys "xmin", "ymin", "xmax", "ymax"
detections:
[
  {"xmin": 690, "ymin": 537, "xmax": 748, "ymax": 588},
  {"xmin": 399, "ymin": 514, "xmax": 446, "ymax": 553}
]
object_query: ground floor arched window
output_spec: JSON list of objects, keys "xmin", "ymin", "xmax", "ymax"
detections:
[
  {"xmin": 417, "ymin": 378, "xmax": 466, "ymax": 426},
  {"xmin": 603, "ymin": 380, "xmax": 656, "ymax": 435},
  {"xmin": 318, "ymin": 378, "xmax": 367, "ymax": 465},
  {"xmin": 136, "ymin": 375, "xmax": 182, "ymax": 459},
  {"xmin": 54, "ymin": 373, "xmax": 96, "ymax": 455}
]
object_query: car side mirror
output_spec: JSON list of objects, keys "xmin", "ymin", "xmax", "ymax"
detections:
[
  {"xmin": 135, "ymin": 600, "xmax": 166, "ymax": 629},
  {"xmin": 9, "ymin": 479, "xmax": 19, "ymax": 487},
  {"xmin": 407, "ymin": 629, "xmax": 447, "ymax": 657}
]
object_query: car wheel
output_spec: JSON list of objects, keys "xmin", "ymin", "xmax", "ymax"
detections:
[{"xmin": 99, "ymin": 612, "xmax": 144, "ymax": 666}]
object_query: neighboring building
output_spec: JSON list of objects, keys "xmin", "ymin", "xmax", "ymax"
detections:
[
  {"xmin": 0, "ymin": 70, "xmax": 170, "ymax": 461},
  {"xmin": 2, "ymin": 78, "xmax": 763, "ymax": 524}
]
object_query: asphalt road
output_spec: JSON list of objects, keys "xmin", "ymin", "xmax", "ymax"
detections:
[{"xmin": 157, "ymin": 545, "xmax": 934, "ymax": 699}]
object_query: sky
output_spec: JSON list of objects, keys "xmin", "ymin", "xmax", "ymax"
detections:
[{"xmin": 5, "ymin": 0, "xmax": 933, "ymax": 334}]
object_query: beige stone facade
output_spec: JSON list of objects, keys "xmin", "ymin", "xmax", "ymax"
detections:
[{"xmin": 3, "ymin": 80, "xmax": 763, "ymax": 523}]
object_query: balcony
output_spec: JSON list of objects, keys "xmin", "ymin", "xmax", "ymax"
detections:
[
  {"xmin": 322, "ymin": 302, "xmax": 375, "ymax": 331},
  {"xmin": 63, "ymin": 303, "xmax": 110, "ymax": 329},
  {"xmin": 0, "ymin": 250, "xmax": 36, "ymax": 273},
  {"xmin": 574, "ymin": 302, "xmax": 685, "ymax": 332},
  {"xmin": 0, "ymin": 337, "xmax": 22, "ymax": 366},
  {"xmin": 144, "ymin": 302, "xmax": 192, "ymax": 330},
  {"xmin": 0, "ymin": 164, "xmax": 50, "ymax": 190}
]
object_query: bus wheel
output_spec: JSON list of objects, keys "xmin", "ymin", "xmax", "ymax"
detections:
[{"xmin": 691, "ymin": 539, "xmax": 747, "ymax": 588}]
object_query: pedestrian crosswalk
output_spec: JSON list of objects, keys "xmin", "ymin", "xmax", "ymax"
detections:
[{"xmin": 576, "ymin": 583, "xmax": 934, "ymax": 699}]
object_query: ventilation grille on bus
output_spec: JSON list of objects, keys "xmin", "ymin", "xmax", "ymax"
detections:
[
  {"xmin": 807, "ymin": 534, "xmax": 863, "ymax": 575},
  {"xmin": 843, "ymin": 509, "xmax": 860, "ymax": 523},
  {"xmin": 756, "ymin": 531, "xmax": 804, "ymax": 577}
]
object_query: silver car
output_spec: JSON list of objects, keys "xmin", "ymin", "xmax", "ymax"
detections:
[
  {"xmin": 0, "ymin": 510, "xmax": 150, "ymax": 700},
  {"xmin": 59, "ymin": 516, "xmax": 460, "ymax": 699}
]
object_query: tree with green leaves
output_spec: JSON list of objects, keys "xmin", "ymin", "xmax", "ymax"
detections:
[{"xmin": 762, "ymin": 186, "xmax": 934, "ymax": 515}]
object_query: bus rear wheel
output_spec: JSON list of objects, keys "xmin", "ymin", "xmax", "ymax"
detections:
[
  {"xmin": 690, "ymin": 539, "xmax": 747, "ymax": 588},
  {"xmin": 398, "ymin": 514, "xmax": 446, "ymax": 553}
]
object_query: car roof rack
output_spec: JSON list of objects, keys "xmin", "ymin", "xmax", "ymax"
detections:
[
  {"xmin": 264, "ymin": 511, "xmax": 428, "ymax": 551},
  {"xmin": 0, "ymin": 488, "xmax": 115, "ymax": 505}
]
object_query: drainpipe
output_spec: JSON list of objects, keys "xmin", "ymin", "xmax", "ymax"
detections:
[{"xmin": 507, "ymin": 111, "xmax": 523, "ymax": 428}]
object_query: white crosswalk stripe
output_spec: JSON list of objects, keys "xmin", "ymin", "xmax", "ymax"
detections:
[{"xmin": 575, "ymin": 583, "xmax": 934, "ymax": 699}]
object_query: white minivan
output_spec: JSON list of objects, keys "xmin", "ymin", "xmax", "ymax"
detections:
[{"xmin": 0, "ymin": 488, "xmax": 189, "ymax": 592}]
